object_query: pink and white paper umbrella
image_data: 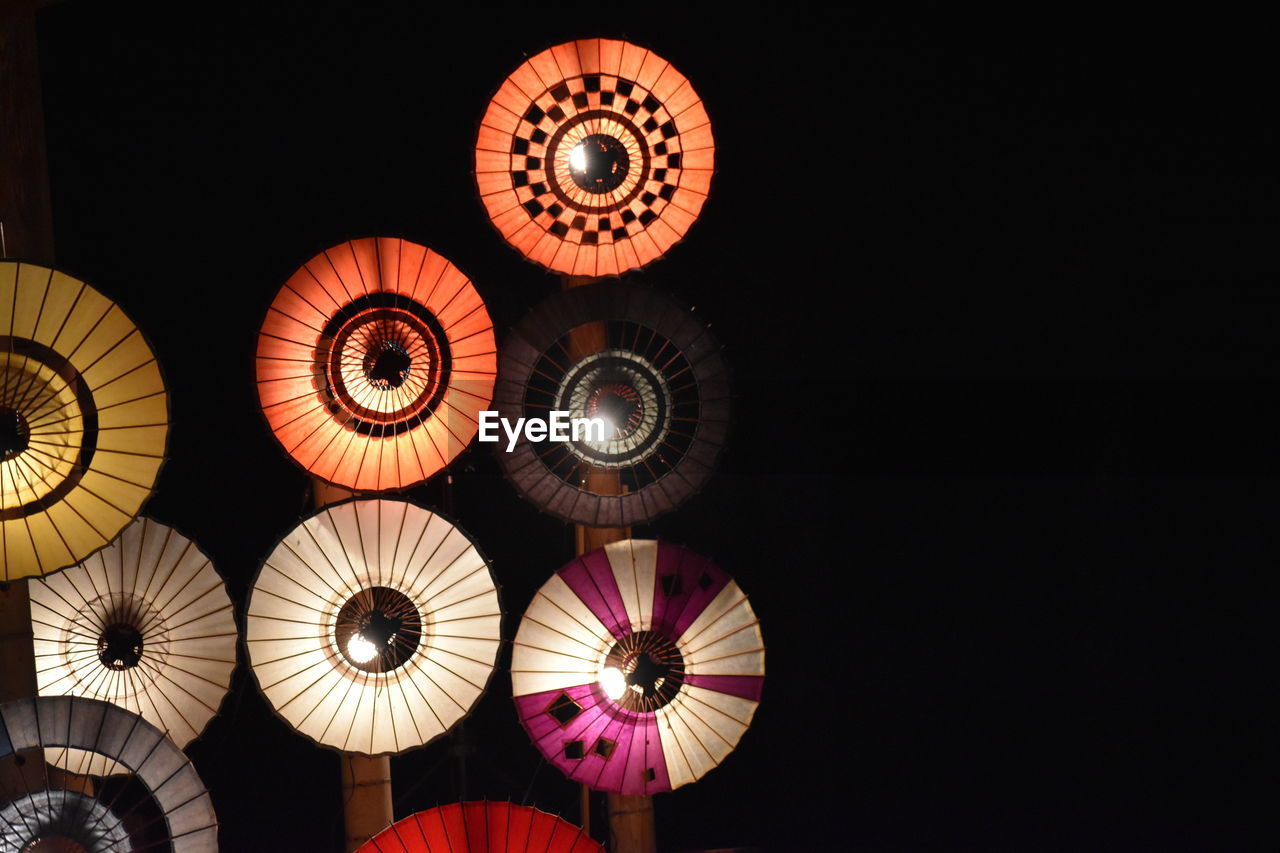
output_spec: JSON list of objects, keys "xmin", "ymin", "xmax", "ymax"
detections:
[{"xmin": 511, "ymin": 540, "xmax": 763, "ymax": 795}]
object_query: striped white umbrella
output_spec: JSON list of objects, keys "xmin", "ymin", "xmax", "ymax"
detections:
[{"xmin": 512, "ymin": 539, "xmax": 763, "ymax": 794}]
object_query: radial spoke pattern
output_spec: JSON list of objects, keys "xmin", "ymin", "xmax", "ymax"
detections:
[
  {"xmin": 0, "ymin": 695, "xmax": 218, "ymax": 851},
  {"xmin": 257, "ymin": 238, "xmax": 496, "ymax": 492},
  {"xmin": 1, "ymin": 261, "xmax": 168, "ymax": 581},
  {"xmin": 476, "ymin": 38, "xmax": 714, "ymax": 276},
  {"xmin": 245, "ymin": 499, "xmax": 501, "ymax": 755},
  {"xmin": 358, "ymin": 802, "xmax": 602, "ymax": 853},
  {"xmin": 511, "ymin": 540, "xmax": 764, "ymax": 795},
  {"xmin": 494, "ymin": 282, "xmax": 729, "ymax": 527},
  {"xmin": 28, "ymin": 517, "xmax": 236, "ymax": 774}
]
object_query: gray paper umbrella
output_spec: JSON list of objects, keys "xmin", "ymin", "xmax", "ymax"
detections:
[
  {"xmin": 28, "ymin": 517, "xmax": 236, "ymax": 775},
  {"xmin": 0, "ymin": 695, "xmax": 218, "ymax": 851},
  {"xmin": 494, "ymin": 281, "xmax": 729, "ymax": 527}
]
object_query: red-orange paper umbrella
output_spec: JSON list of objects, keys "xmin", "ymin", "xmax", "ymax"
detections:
[
  {"xmin": 358, "ymin": 802, "xmax": 601, "ymax": 853},
  {"xmin": 256, "ymin": 238, "xmax": 496, "ymax": 492},
  {"xmin": 476, "ymin": 39, "xmax": 714, "ymax": 276}
]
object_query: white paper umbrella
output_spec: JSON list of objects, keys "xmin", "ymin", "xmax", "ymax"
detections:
[
  {"xmin": 512, "ymin": 539, "xmax": 763, "ymax": 795},
  {"xmin": 246, "ymin": 498, "xmax": 501, "ymax": 755},
  {"xmin": 0, "ymin": 695, "xmax": 218, "ymax": 851},
  {"xmin": 28, "ymin": 517, "xmax": 236, "ymax": 774}
]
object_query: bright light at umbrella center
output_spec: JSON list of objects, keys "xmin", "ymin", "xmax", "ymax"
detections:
[
  {"xmin": 0, "ymin": 406, "xmax": 30, "ymax": 460},
  {"xmin": 599, "ymin": 666, "xmax": 627, "ymax": 700},
  {"xmin": 585, "ymin": 384, "xmax": 642, "ymax": 440},
  {"xmin": 346, "ymin": 633, "xmax": 379, "ymax": 664},
  {"xmin": 97, "ymin": 623, "xmax": 144, "ymax": 671},
  {"xmin": 603, "ymin": 631, "xmax": 685, "ymax": 712},
  {"xmin": 568, "ymin": 134, "xmax": 630, "ymax": 193},
  {"xmin": 336, "ymin": 586, "xmax": 423, "ymax": 674},
  {"xmin": 364, "ymin": 340, "xmax": 413, "ymax": 390}
]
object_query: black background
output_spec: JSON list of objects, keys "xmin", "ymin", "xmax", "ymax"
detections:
[{"xmin": 28, "ymin": 4, "xmax": 1273, "ymax": 851}]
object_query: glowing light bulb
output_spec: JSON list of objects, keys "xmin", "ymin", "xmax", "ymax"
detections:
[
  {"xmin": 600, "ymin": 666, "xmax": 626, "ymax": 700},
  {"xmin": 569, "ymin": 143, "xmax": 587, "ymax": 173},
  {"xmin": 347, "ymin": 633, "xmax": 378, "ymax": 664}
]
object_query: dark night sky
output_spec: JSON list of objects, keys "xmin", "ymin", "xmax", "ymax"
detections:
[{"xmin": 28, "ymin": 5, "xmax": 1274, "ymax": 851}]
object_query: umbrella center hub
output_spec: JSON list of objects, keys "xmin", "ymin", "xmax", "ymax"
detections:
[
  {"xmin": 336, "ymin": 586, "xmax": 423, "ymax": 674},
  {"xmin": 364, "ymin": 340, "xmax": 412, "ymax": 390},
  {"xmin": 585, "ymin": 384, "xmax": 642, "ymax": 439},
  {"xmin": 569, "ymin": 134, "xmax": 630, "ymax": 193},
  {"xmin": 605, "ymin": 631, "xmax": 685, "ymax": 712},
  {"xmin": 0, "ymin": 406, "xmax": 30, "ymax": 460},
  {"xmin": 97, "ymin": 623, "xmax": 144, "ymax": 670}
]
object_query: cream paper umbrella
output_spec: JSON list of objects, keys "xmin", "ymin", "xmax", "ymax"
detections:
[
  {"xmin": 28, "ymin": 517, "xmax": 236, "ymax": 775},
  {"xmin": 512, "ymin": 539, "xmax": 763, "ymax": 795},
  {"xmin": 0, "ymin": 695, "xmax": 218, "ymax": 851},
  {"xmin": 1, "ymin": 261, "xmax": 168, "ymax": 581},
  {"xmin": 246, "ymin": 498, "xmax": 502, "ymax": 755}
]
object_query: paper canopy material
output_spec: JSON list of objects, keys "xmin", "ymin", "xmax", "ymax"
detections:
[
  {"xmin": 256, "ymin": 238, "xmax": 496, "ymax": 492},
  {"xmin": 0, "ymin": 695, "xmax": 218, "ymax": 852},
  {"xmin": 511, "ymin": 540, "xmax": 764, "ymax": 795},
  {"xmin": 246, "ymin": 498, "xmax": 502, "ymax": 754},
  {"xmin": 29, "ymin": 517, "xmax": 236, "ymax": 772},
  {"xmin": 476, "ymin": 38, "xmax": 714, "ymax": 276},
  {"xmin": 358, "ymin": 801, "xmax": 602, "ymax": 853},
  {"xmin": 1, "ymin": 261, "xmax": 168, "ymax": 581},
  {"xmin": 494, "ymin": 281, "xmax": 729, "ymax": 527}
]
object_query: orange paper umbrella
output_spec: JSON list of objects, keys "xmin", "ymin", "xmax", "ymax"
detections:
[
  {"xmin": 1, "ymin": 261, "xmax": 168, "ymax": 581},
  {"xmin": 476, "ymin": 39, "xmax": 714, "ymax": 276},
  {"xmin": 358, "ymin": 802, "xmax": 602, "ymax": 853},
  {"xmin": 256, "ymin": 238, "xmax": 496, "ymax": 492}
]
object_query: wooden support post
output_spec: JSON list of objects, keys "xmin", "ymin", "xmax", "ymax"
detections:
[
  {"xmin": 312, "ymin": 477, "xmax": 396, "ymax": 850},
  {"xmin": 340, "ymin": 753, "xmax": 394, "ymax": 853},
  {"xmin": 0, "ymin": 0, "xmax": 60, "ymax": 803},
  {"xmin": 562, "ymin": 275, "xmax": 656, "ymax": 853}
]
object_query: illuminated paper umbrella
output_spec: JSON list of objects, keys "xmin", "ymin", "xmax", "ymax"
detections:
[
  {"xmin": 495, "ymin": 281, "xmax": 729, "ymax": 527},
  {"xmin": 512, "ymin": 540, "xmax": 763, "ymax": 795},
  {"xmin": 28, "ymin": 517, "xmax": 236, "ymax": 773},
  {"xmin": 1, "ymin": 261, "xmax": 167, "ymax": 581},
  {"xmin": 0, "ymin": 695, "xmax": 218, "ymax": 851},
  {"xmin": 358, "ymin": 802, "xmax": 602, "ymax": 853},
  {"xmin": 256, "ymin": 237, "xmax": 496, "ymax": 492},
  {"xmin": 246, "ymin": 499, "xmax": 501, "ymax": 754},
  {"xmin": 476, "ymin": 38, "xmax": 714, "ymax": 276}
]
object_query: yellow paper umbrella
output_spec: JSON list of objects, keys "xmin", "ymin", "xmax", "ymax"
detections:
[
  {"xmin": 246, "ymin": 498, "xmax": 502, "ymax": 755},
  {"xmin": 1, "ymin": 261, "xmax": 168, "ymax": 581},
  {"xmin": 0, "ymin": 695, "xmax": 218, "ymax": 851},
  {"xmin": 28, "ymin": 517, "xmax": 236, "ymax": 775}
]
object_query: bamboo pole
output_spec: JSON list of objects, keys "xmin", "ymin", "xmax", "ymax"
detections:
[
  {"xmin": 562, "ymin": 275, "xmax": 655, "ymax": 853},
  {"xmin": 312, "ymin": 478, "xmax": 395, "ymax": 852},
  {"xmin": 0, "ymin": 0, "xmax": 63, "ymax": 804}
]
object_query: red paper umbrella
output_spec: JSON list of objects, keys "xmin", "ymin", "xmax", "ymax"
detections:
[
  {"xmin": 494, "ymin": 281, "xmax": 729, "ymax": 527},
  {"xmin": 257, "ymin": 238, "xmax": 496, "ymax": 492},
  {"xmin": 358, "ymin": 802, "xmax": 601, "ymax": 853},
  {"xmin": 476, "ymin": 39, "xmax": 714, "ymax": 276}
]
